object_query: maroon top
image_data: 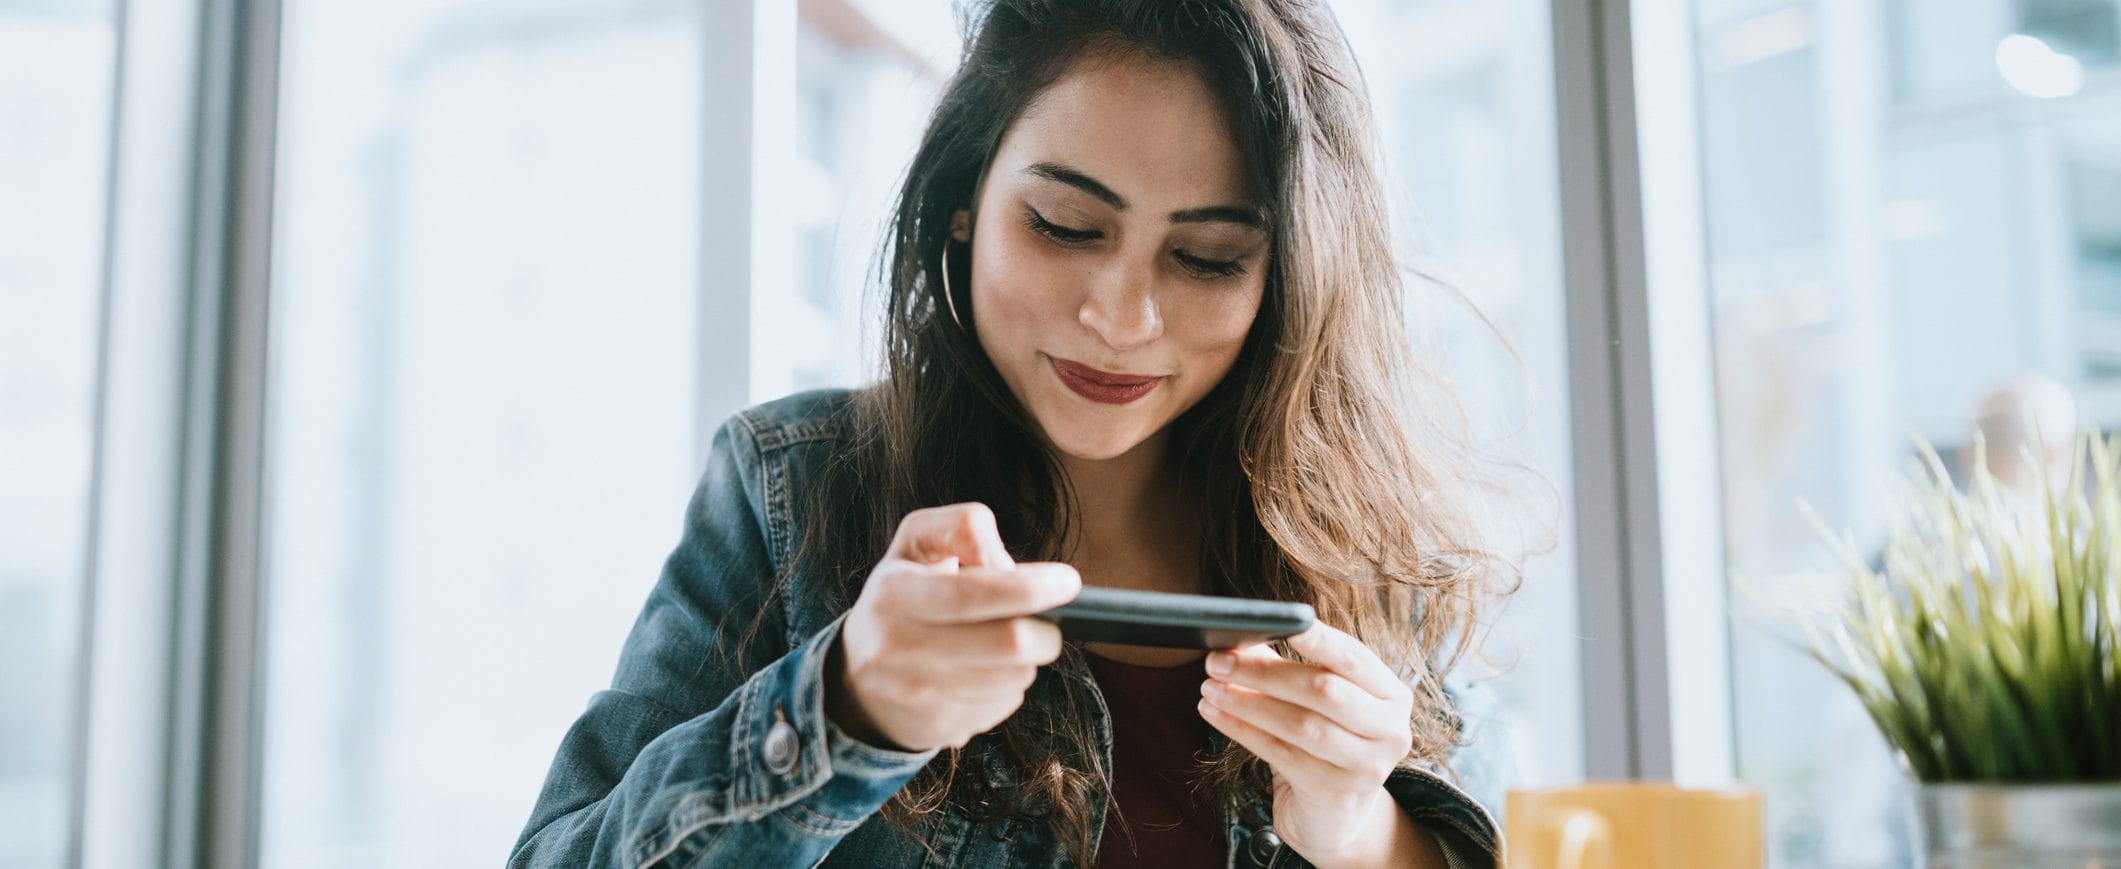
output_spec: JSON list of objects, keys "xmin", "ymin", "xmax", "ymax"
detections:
[{"xmin": 1083, "ymin": 649, "xmax": 1226, "ymax": 869}]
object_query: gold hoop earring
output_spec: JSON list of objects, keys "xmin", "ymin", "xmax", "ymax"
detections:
[{"xmin": 939, "ymin": 240, "xmax": 966, "ymax": 330}]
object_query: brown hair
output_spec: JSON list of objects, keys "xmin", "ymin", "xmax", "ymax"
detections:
[{"xmin": 774, "ymin": 0, "xmax": 1528, "ymax": 861}]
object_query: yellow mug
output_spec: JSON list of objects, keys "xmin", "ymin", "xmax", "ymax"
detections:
[{"xmin": 1505, "ymin": 782, "xmax": 1764, "ymax": 869}]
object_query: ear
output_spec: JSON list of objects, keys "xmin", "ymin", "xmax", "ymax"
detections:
[{"xmin": 950, "ymin": 207, "xmax": 972, "ymax": 242}]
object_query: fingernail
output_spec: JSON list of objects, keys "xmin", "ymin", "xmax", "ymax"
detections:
[
  {"xmin": 1205, "ymin": 652, "xmax": 1232, "ymax": 675},
  {"xmin": 1202, "ymin": 679, "xmax": 1225, "ymax": 700}
]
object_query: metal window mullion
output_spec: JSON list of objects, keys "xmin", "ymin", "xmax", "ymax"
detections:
[
  {"xmin": 69, "ymin": 0, "xmax": 140, "ymax": 862},
  {"xmin": 698, "ymin": 0, "xmax": 764, "ymax": 463},
  {"xmin": 166, "ymin": 0, "xmax": 282, "ymax": 863},
  {"xmin": 75, "ymin": 0, "xmax": 217, "ymax": 861},
  {"xmin": 1552, "ymin": 0, "xmax": 1674, "ymax": 781},
  {"xmin": 1631, "ymin": 0, "xmax": 1735, "ymax": 785}
]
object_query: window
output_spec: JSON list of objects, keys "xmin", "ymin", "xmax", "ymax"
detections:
[
  {"xmin": 1332, "ymin": 0, "xmax": 1585, "ymax": 790},
  {"xmin": 41, "ymin": 0, "xmax": 2001, "ymax": 862},
  {"xmin": 260, "ymin": 1, "xmax": 705, "ymax": 862},
  {"xmin": 787, "ymin": 0, "xmax": 959, "ymax": 391},
  {"xmin": 1693, "ymin": 1, "xmax": 2121, "ymax": 864},
  {"xmin": 0, "ymin": 2, "xmax": 118, "ymax": 866},
  {"xmin": 787, "ymin": 0, "xmax": 1588, "ymax": 794}
]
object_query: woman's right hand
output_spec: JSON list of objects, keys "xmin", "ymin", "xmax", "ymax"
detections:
[{"xmin": 826, "ymin": 502, "xmax": 1082, "ymax": 752}]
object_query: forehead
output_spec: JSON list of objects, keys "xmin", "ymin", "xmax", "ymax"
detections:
[{"xmin": 993, "ymin": 50, "xmax": 1254, "ymax": 208}]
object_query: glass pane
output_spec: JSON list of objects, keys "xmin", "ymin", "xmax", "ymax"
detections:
[
  {"xmin": 0, "ymin": 1, "xmax": 117, "ymax": 866},
  {"xmin": 260, "ymin": 1, "xmax": 703, "ymax": 864},
  {"xmin": 1333, "ymin": 0, "xmax": 1584, "ymax": 792},
  {"xmin": 786, "ymin": 0, "xmax": 959, "ymax": 391},
  {"xmin": 1695, "ymin": 1, "xmax": 2121, "ymax": 865}
]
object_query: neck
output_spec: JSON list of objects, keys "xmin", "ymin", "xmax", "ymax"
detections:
[{"xmin": 1053, "ymin": 428, "xmax": 1197, "ymax": 587}]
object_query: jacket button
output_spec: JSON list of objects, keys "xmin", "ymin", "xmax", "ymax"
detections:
[
  {"xmin": 1248, "ymin": 827, "xmax": 1282, "ymax": 863},
  {"xmin": 763, "ymin": 717, "xmax": 799, "ymax": 775}
]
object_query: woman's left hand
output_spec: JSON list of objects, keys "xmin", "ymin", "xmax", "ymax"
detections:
[{"xmin": 1199, "ymin": 623, "xmax": 1437, "ymax": 868}]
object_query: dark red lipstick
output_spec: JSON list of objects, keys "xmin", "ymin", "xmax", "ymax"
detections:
[{"xmin": 1050, "ymin": 356, "xmax": 1161, "ymax": 405}]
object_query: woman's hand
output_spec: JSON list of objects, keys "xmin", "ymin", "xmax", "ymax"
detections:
[
  {"xmin": 1199, "ymin": 623, "xmax": 1444, "ymax": 868},
  {"xmin": 826, "ymin": 502, "xmax": 1082, "ymax": 752}
]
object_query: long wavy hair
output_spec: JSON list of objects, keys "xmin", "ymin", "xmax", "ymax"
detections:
[{"xmin": 773, "ymin": 0, "xmax": 1527, "ymax": 861}]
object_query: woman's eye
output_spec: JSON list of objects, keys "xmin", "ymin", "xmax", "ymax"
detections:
[
  {"xmin": 1175, "ymin": 250, "xmax": 1247, "ymax": 280},
  {"xmin": 1024, "ymin": 208, "xmax": 1100, "ymax": 245}
]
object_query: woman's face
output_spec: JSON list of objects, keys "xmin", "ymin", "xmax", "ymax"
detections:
[{"xmin": 959, "ymin": 50, "xmax": 1270, "ymax": 463}]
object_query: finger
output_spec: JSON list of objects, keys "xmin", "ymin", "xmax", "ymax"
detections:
[
  {"xmin": 892, "ymin": 564, "xmax": 1081, "ymax": 624},
  {"xmin": 1205, "ymin": 652, "xmax": 1406, "ymax": 741},
  {"xmin": 921, "ymin": 662, "xmax": 1041, "ymax": 700},
  {"xmin": 1198, "ymin": 695, "xmax": 1348, "ymax": 793},
  {"xmin": 1202, "ymin": 680, "xmax": 1385, "ymax": 773},
  {"xmin": 890, "ymin": 503, "xmax": 1015, "ymax": 569},
  {"xmin": 1284, "ymin": 622, "xmax": 1410, "ymax": 702},
  {"xmin": 902, "ymin": 614, "xmax": 1065, "ymax": 665}
]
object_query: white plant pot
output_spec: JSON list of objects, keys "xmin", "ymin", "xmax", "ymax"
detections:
[{"xmin": 1920, "ymin": 783, "xmax": 2121, "ymax": 868}]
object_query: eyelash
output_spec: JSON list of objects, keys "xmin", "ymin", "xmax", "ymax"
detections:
[
  {"xmin": 1023, "ymin": 208, "xmax": 1249, "ymax": 280},
  {"xmin": 1023, "ymin": 208, "xmax": 1099, "ymax": 245},
  {"xmin": 1175, "ymin": 251, "xmax": 1247, "ymax": 280}
]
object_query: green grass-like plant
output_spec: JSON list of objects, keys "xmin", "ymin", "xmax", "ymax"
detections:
[{"xmin": 1804, "ymin": 432, "xmax": 2121, "ymax": 783}]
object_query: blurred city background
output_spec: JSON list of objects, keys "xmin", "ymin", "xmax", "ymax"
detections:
[{"xmin": 5, "ymin": 0, "xmax": 2118, "ymax": 865}]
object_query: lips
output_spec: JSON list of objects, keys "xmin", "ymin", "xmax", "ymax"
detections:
[{"xmin": 1050, "ymin": 357, "xmax": 1161, "ymax": 405}]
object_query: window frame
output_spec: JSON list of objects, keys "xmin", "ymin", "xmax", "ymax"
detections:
[{"xmin": 1552, "ymin": 0, "xmax": 1736, "ymax": 785}]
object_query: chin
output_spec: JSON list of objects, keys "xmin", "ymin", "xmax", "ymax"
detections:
[{"xmin": 1037, "ymin": 416, "xmax": 1155, "ymax": 462}]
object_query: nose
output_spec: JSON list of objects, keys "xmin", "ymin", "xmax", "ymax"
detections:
[{"xmin": 1077, "ymin": 259, "xmax": 1162, "ymax": 351}]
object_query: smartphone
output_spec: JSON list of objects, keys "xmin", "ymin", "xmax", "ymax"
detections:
[{"xmin": 1036, "ymin": 586, "xmax": 1315, "ymax": 650}]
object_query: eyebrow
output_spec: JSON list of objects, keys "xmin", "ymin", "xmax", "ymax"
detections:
[
  {"xmin": 1023, "ymin": 161, "xmax": 1266, "ymax": 229},
  {"xmin": 1170, "ymin": 205, "xmax": 1267, "ymax": 228}
]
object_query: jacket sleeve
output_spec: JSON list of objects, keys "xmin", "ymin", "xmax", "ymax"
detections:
[
  {"xmin": 509, "ymin": 417, "xmax": 936, "ymax": 868},
  {"xmin": 1380, "ymin": 674, "xmax": 1513, "ymax": 869}
]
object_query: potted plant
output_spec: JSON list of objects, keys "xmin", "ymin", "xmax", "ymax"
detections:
[{"xmin": 1804, "ymin": 433, "xmax": 2121, "ymax": 868}]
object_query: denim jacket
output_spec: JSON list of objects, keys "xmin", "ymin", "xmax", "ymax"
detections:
[{"xmin": 510, "ymin": 389, "xmax": 1508, "ymax": 868}]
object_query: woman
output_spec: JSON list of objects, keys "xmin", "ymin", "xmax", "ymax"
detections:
[{"xmin": 511, "ymin": 0, "xmax": 1521, "ymax": 866}]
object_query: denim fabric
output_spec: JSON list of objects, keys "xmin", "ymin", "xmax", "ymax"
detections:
[{"xmin": 510, "ymin": 389, "xmax": 1506, "ymax": 868}]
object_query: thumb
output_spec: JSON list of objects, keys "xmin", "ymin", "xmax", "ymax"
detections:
[
  {"xmin": 898, "ymin": 503, "xmax": 1015, "ymax": 570},
  {"xmin": 942, "ymin": 503, "xmax": 1016, "ymax": 570}
]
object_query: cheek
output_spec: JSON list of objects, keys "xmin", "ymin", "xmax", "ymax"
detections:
[
  {"xmin": 1175, "ymin": 284, "xmax": 1264, "ymax": 361},
  {"xmin": 972, "ymin": 233, "xmax": 1078, "ymax": 326}
]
